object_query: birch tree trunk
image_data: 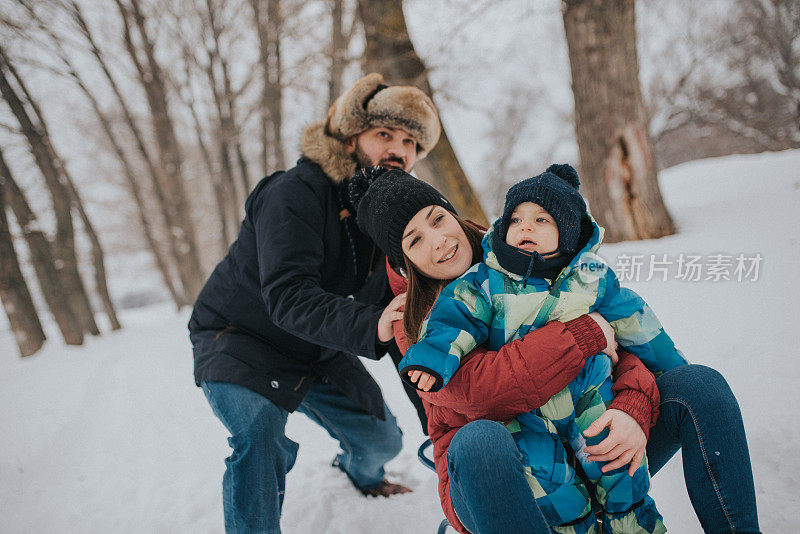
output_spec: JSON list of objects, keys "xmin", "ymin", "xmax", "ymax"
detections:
[
  {"xmin": 563, "ymin": 0, "xmax": 675, "ymax": 242},
  {"xmin": 0, "ymin": 156, "xmax": 47, "ymax": 357},
  {"xmin": 356, "ymin": 0, "xmax": 487, "ymax": 226},
  {"xmin": 0, "ymin": 148, "xmax": 83, "ymax": 346}
]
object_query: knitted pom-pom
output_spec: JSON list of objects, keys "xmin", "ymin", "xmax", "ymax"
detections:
[
  {"xmin": 545, "ymin": 163, "xmax": 580, "ymax": 189},
  {"xmin": 348, "ymin": 166, "xmax": 390, "ymax": 210}
]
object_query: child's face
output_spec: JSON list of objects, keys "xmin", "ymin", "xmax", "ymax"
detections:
[{"xmin": 506, "ymin": 202, "xmax": 560, "ymax": 256}]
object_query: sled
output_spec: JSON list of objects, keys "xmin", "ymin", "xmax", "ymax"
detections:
[{"xmin": 418, "ymin": 439, "xmax": 452, "ymax": 534}]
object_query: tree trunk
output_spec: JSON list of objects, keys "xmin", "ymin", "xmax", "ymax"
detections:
[
  {"xmin": 0, "ymin": 47, "xmax": 99, "ymax": 337},
  {"xmin": 266, "ymin": 0, "xmax": 285, "ymax": 170},
  {"xmin": 62, "ymin": 176, "xmax": 122, "ymax": 331},
  {"xmin": 0, "ymin": 148, "xmax": 83, "ymax": 346},
  {"xmin": 119, "ymin": 0, "xmax": 206, "ymax": 301},
  {"xmin": 251, "ymin": 0, "xmax": 271, "ymax": 174},
  {"xmin": 328, "ymin": 0, "xmax": 346, "ymax": 108},
  {"xmin": 177, "ymin": 46, "xmax": 231, "ymax": 256},
  {"xmin": 234, "ymin": 142, "xmax": 251, "ymax": 197},
  {"xmin": 250, "ymin": 0, "xmax": 286, "ymax": 173},
  {"xmin": 69, "ymin": 0, "xmax": 188, "ymax": 307},
  {"xmin": 202, "ymin": 0, "xmax": 247, "ymax": 212},
  {"xmin": 356, "ymin": 0, "xmax": 487, "ymax": 226},
  {"xmin": 21, "ymin": 4, "xmax": 122, "ymax": 330},
  {"xmin": 563, "ymin": 0, "xmax": 675, "ymax": 242},
  {"xmin": 0, "ymin": 161, "xmax": 47, "ymax": 357}
]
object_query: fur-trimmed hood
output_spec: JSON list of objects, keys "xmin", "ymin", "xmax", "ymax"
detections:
[{"xmin": 300, "ymin": 121, "xmax": 357, "ymax": 184}]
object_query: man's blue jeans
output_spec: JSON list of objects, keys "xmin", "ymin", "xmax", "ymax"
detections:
[
  {"xmin": 447, "ymin": 365, "xmax": 760, "ymax": 534},
  {"xmin": 202, "ymin": 379, "xmax": 403, "ymax": 534}
]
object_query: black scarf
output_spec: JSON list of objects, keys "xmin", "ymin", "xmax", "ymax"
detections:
[{"xmin": 491, "ymin": 215, "xmax": 594, "ymax": 286}]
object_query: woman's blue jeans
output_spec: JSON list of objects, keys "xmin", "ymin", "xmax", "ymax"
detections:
[
  {"xmin": 202, "ymin": 379, "xmax": 403, "ymax": 534},
  {"xmin": 447, "ymin": 365, "xmax": 760, "ymax": 534}
]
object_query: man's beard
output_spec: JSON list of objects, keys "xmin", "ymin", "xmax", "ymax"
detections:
[{"xmin": 352, "ymin": 143, "xmax": 406, "ymax": 171}]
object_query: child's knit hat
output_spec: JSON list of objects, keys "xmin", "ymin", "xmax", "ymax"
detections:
[
  {"xmin": 500, "ymin": 163, "xmax": 587, "ymax": 255},
  {"xmin": 348, "ymin": 166, "xmax": 456, "ymax": 268}
]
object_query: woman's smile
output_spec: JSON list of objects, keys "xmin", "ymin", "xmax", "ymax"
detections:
[
  {"xmin": 402, "ymin": 206, "xmax": 473, "ymax": 280},
  {"xmin": 438, "ymin": 244, "xmax": 458, "ymax": 263}
]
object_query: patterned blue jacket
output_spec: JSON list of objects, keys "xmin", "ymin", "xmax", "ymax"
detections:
[{"xmin": 399, "ymin": 214, "xmax": 687, "ymax": 392}]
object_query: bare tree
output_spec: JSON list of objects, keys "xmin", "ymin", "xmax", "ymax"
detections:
[
  {"xmin": 196, "ymin": 0, "xmax": 253, "ymax": 209},
  {"xmin": 478, "ymin": 86, "xmax": 571, "ymax": 218},
  {"xmin": 717, "ymin": 0, "xmax": 800, "ymax": 145},
  {"xmin": 356, "ymin": 0, "xmax": 488, "ymax": 226},
  {"xmin": 63, "ymin": 173, "xmax": 122, "ymax": 330},
  {"xmin": 327, "ymin": 0, "xmax": 359, "ymax": 107},
  {"xmin": 165, "ymin": 0, "xmax": 241, "ymax": 248},
  {"xmin": 563, "ymin": 0, "xmax": 674, "ymax": 242},
  {"xmin": 0, "ymin": 148, "xmax": 47, "ymax": 357},
  {"xmin": 174, "ymin": 42, "xmax": 233, "ymax": 256},
  {"xmin": 641, "ymin": 0, "xmax": 800, "ymax": 167},
  {"xmin": 115, "ymin": 0, "xmax": 205, "ymax": 301},
  {"xmin": 328, "ymin": 0, "xmax": 347, "ymax": 108},
  {"xmin": 19, "ymin": 0, "xmax": 121, "ymax": 330},
  {"xmin": 0, "ymin": 147, "xmax": 83, "ymax": 346},
  {"xmin": 66, "ymin": 0, "xmax": 189, "ymax": 307},
  {"xmin": 250, "ymin": 0, "xmax": 286, "ymax": 174},
  {"xmin": 0, "ymin": 45, "xmax": 100, "ymax": 336}
]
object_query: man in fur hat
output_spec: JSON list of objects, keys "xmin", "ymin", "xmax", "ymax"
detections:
[{"xmin": 189, "ymin": 73, "xmax": 440, "ymax": 533}]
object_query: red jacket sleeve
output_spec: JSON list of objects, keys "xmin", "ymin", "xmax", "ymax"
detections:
[
  {"xmin": 393, "ymin": 316, "xmax": 410, "ymax": 354},
  {"xmin": 609, "ymin": 351, "xmax": 660, "ymax": 438},
  {"xmin": 417, "ymin": 314, "xmax": 607, "ymax": 420}
]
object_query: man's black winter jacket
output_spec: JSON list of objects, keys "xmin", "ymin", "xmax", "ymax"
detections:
[{"xmin": 189, "ymin": 157, "xmax": 391, "ymax": 414}]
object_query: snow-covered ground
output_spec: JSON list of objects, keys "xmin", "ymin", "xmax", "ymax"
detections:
[{"xmin": 2, "ymin": 150, "xmax": 798, "ymax": 533}]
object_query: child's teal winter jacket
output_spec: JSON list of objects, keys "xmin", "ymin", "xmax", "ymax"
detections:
[{"xmin": 399, "ymin": 214, "xmax": 687, "ymax": 391}]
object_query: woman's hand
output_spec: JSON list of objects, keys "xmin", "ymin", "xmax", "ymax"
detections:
[
  {"xmin": 583, "ymin": 408, "xmax": 647, "ymax": 477},
  {"xmin": 378, "ymin": 292, "xmax": 406, "ymax": 342},
  {"xmin": 587, "ymin": 311, "xmax": 618, "ymax": 365}
]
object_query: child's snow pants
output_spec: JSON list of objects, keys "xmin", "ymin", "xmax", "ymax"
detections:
[{"xmin": 508, "ymin": 354, "xmax": 666, "ymax": 534}]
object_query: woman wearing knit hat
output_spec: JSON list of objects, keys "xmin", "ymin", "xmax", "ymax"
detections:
[{"xmin": 349, "ymin": 167, "xmax": 760, "ymax": 534}]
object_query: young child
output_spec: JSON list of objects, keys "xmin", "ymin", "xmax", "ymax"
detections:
[{"xmin": 399, "ymin": 164, "xmax": 686, "ymax": 534}]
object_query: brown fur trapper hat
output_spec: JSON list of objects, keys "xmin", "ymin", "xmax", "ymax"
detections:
[{"xmin": 325, "ymin": 73, "xmax": 441, "ymax": 157}]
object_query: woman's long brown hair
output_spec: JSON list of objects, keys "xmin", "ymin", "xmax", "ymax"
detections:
[{"xmin": 402, "ymin": 215, "xmax": 485, "ymax": 344}]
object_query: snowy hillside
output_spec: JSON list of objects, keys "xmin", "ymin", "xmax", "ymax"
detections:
[{"xmin": 1, "ymin": 150, "xmax": 798, "ymax": 533}]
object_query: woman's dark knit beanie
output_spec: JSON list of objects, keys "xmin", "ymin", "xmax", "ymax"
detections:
[
  {"xmin": 500, "ymin": 163, "xmax": 587, "ymax": 255},
  {"xmin": 348, "ymin": 167, "xmax": 456, "ymax": 268}
]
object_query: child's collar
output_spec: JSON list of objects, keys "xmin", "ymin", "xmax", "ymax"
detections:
[{"xmin": 491, "ymin": 229, "xmax": 573, "ymax": 286}]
